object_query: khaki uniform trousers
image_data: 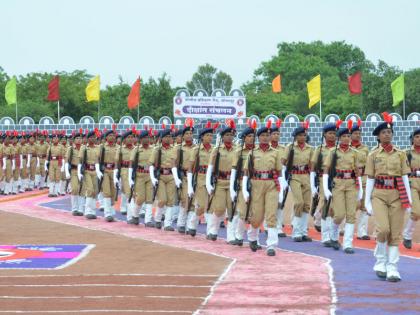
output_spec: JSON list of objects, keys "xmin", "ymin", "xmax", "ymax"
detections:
[
  {"xmin": 409, "ymin": 177, "xmax": 420, "ymax": 220},
  {"xmin": 5, "ymin": 160, "xmax": 13, "ymax": 182},
  {"xmin": 101, "ymin": 169, "xmax": 115, "ymax": 199},
  {"xmin": 120, "ymin": 167, "xmax": 130, "ymax": 195},
  {"xmin": 48, "ymin": 160, "xmax": 61, "ymax": 182},
  {"xmin": 29, "ymin": 158, "xmax": 37, "ymax": 181},
  {"xmin": 194, "ymin": 174, "xmax": 208, "ymax": 216},
  {"xmin": 134, "ymin": 172, "xmax": 153, "ymax": 205},
  {"xmin": 37, "ymin": 158, "xmax": 46, "ymax": 178},
  {"xmin": 290, "ymin": 174, "xmax": 311, "ymax": 217},
  {"xmin": 248, "ymin": 179, "xmax": 278, "ymax": 228},
  {"xmin": 70, "ymin": 169, "xmax": 84, "ymax": 196},
  {"xmin": 331, "ymin": 178, "xmax": 358, "ymax": 225},
  {"xmin": 157, "ymin": 174, "xmax": 176, "ymax": 207},
  {"xmin": 84, "ymin": 170, "xmax": 98, "ymax": 198},
  {"xmin": 372, "ymin": 188, "xmax": 405, "ymax": 246},
  {"xmin": 21, "ymin": 158, "xmax": 29, "ymax": 180},
  {"xmin": 210, "ymin": 179, "xmax": 231, "ymax": 217}
]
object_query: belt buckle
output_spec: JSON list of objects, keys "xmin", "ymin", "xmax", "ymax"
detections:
[
  {"xmin": 384, "ymin": 179, "xmax": 393, "ymax": 186},
  {"xmin": 261, "ymin": 173, "xmax": 269, "ymax": 179},
  {"xmin": 298, "ymin": 165, "xmax": 305, "ymax": 171},
  {"xmin": 343, "ymin": 173, "xmax": 351, "ymax": 179}
]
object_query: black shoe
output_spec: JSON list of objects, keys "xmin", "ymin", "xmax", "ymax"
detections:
[
  {"xmin": 164, "ymin": 226, "xmax": 175, "ymax": 231},
  {"xmin": 331, "ymin": 240, "xmax": 340, "ymax": 250},
  {"xmin": 357, "ymin": 235, "xmax": 371, "ymax": 240},
  {"xmin": 189, "ymin": 229, "xmax": 196, "ymax": 237},
  {"xmin": 127, "ymin": 217, "xmax": 140, "ymax": 225},
  {"xmin": 376, "ymin": 271, "xmax": 387, "ymax": 279},
  {"xmin": 210, "ymin": 234, "xmax": 217, "ymax": 241},
  {"xmin": 267, "ymin": 249, "xmax": 276, "ymax": 256},
  {"xmin": 85, "ymin": 214, "xmax": 97, "ymax": 220},
  {"xmin": 72, "ymin": 211, "xmax": 83, "ymax": 217},
  {"xmin": 120, "ymin": 211, "xmax": 127, "ymax": 215},
  {"xmin": 386, "ymin": 276, "xmax": 401, "ymax": 282},
  {"xmin": 249, "ymin": 241, "xmax": 259, "ymax": 252},
  {"xmin": 105, "ymin": 216, "xmax": 115, "ymax": 222},
  {"xmin": 278, "ymin": 232, "xmax": 287, "ymax": 238},
  {"xmin": 48, "ymin": 194, "xmax": 54, "ymax": 197},
  {"xmin": 140, "ymin": 213, "xmax": 145, "ymax": 219},
  {"xmin": 403, "ymin": 238, "xmax": 412, "ymax": 249},
  {"xmin": 155, "ymin": 222, "xmax": 162, "ymax": 229},
  {"xmin": 233, "ymin": 239, "xmax": 243, "ymax": 246},
  {"xmin": 344, "ymin": 247, "xmax": 355, "ymax": 254},
  {"xmin": 178, "ymin": 226, "xmax": 186, "ymax": 234},
  {"xmin": 99, "ymin": 207, "xmax": 104, "ymax": 212},
  {"xmin": 314, "ymin": 225, "xmax": 321, "ymax": 232},
  {"xmin": 228, "ymin": 240, "xmax": 237, "ymax": 245},
  {"xmin": 145, "ymin": 222, "xmax": 155, "ymax": 228},
  {"xmin": 323, "ymin": 241, "xmax": 332, "ymax": 248},
  {"xmin": 72, "ymin": 211, "xmax": 79, "ymax": 216},
  {"xmin": 302, "ymin": 235, "xmax": 312, "ymax": 242},
  {"xmin": 256, "ymin": 244, "xmax": 262, "ymax": 250},
  {"xmin": 206, "ymin": 234, "xmax": 211, "ymax": 240},
  {"xmin": 293, "ymin": 236, "xmax": 303, "ymax": 242},
  {"xmin": 220, "ymin": 221, "xmax": 225, "ymax": 228},
  {"xmin": 339, "ymin": 231, "xmax": 344, "ymax": 236}
]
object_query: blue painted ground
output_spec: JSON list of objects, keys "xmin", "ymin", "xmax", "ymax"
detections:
[{"xmin": 42, "ymin": 197, "xmax": 420, "ymax": 315}]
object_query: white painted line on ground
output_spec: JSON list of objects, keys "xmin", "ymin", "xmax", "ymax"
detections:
[
  {"xmin": 0, "ymin": 310, "xmax": 193, "ymax": 314},
  {"xmin": 146, "ymin": 295, "xmax": 204, "ymax": 300},
  {"xmin": 0, "ymin": 295, "xmax": 137, "ymax": 299},
  {"xmin": 0, "ymin": 284, "xmax": 211, "ymax": 288},
  {"xmin": 0, "ymin": 273, "xmax": 219, "ymax": 278},
  {"xmin": 55, "ymin": 244, "xmax": 96, "ymax": 270}
]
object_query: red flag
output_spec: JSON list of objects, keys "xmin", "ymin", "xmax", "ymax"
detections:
[
  {"xmin": 127, "ymin": 78, "xmax": 141, "ymax": 109},
  {"xmin": 348, "ymin": 71, "xmax": 362, "ymax": 95},
  {"xmin": 47, "ymin": 75, "xmax": 60, "ymax": 101}
]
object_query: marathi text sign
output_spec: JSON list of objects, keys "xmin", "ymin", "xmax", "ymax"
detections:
[{"xmin": 173, "ymin": 96, "xmax": 246, "ymax": 119}]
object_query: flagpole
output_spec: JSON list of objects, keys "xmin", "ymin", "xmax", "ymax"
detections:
[
  {"xmin": 98, "ymin": 101, "xmax": 100, "ymax": 122},
  {"xmin": 15, "ymin": 102, "xmax": 18, "ymax": 124},
  {"xmin": 403, "ymin": 98, "xmax": 406, "ymax": 120},
  {"xmin": 137, "ymin": 105, "xmax": 140, "ymax": 123},
  {"xmin": 57, "ymin": 100, "xmax": 60, "ymax": 122},
  {"xmin": 319, "ymin": 98, "xmax": 322, "ymax": 121}
]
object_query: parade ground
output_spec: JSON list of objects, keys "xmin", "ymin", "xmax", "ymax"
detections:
[{"xmin": 0, "ymin": 191, "xmax": 418, "ymax": 315}]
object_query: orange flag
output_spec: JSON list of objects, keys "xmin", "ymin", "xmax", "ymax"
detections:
[
  {"xmin": 127, "ymin": 78, "xmax": 141, "ymax": 109},
  {"xmin": 272, "ymin": 74, "xmax": 282, "ymax": 93}
]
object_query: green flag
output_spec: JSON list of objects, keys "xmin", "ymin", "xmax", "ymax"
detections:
[
  {"xmin": 5, "ymin": 76, "xmax": 17, "ymax": 105},
  {"xmin": 391, "ymin": 74, "xmax": 404, "ymax": 107}
]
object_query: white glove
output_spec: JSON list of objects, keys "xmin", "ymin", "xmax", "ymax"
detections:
[
  {"xmin": 364, "ymin": 178, "xmax": 375, "ymax": 216},
  {"xmin": 19, "ymin": 155, "xmax": 23, "ymax": 169},
  {"xmin": 171, "ymin": 167, "xmax": 182, "ymax": 188},
  {"xmin": 229, "ymin": 169, "xmax": 237, "ymax": 202},
  {"xmin": 113, "ymin": 169, "xmax": 119, "ymax": 188},
  {"xmin": 12, "ymin": 159, "xmax": 15, "ymax": 171},
  {"xmin": 402, "ymin": 175, "xmax": 413, "ymax": 205},
  {"xmin": 417, "ymin": 170, "xmax": 420, "ymax": 177},
  {"xmin": 128, "ymin": 167, "xmax": 134, "ymax": 188},
  {"xmin": 65, "ymin": 162, "xmax": 71, "ymax": 179},
  {"xmin": 26, "ymin": 154, "xmax": 31, "ymax": 168},
  {"xmin": 2, "ymin": 158, "xmax": 6, "ymax": 170},
  {"xmin": 187, "ymin": 172, "xmax": 194, "ymax": 197},
  {"xmin": 357, "ymin": 176, "xmax": 363, "ymax": 201},
  {"xmin": 36, "ymin": 157, "xmax": 40, "ymax": 168},
  {"xmin": 310, "ymin": 171, "xmax": 317, "ymax": 197},
  {"xmin": 44, "ymin": 160, "xmax": 48, "ymax": 172},
  {"xmin": 77, "ymin": 164, "xmax": 83, "ymax": 182},
  {"xmin": 322, "ymin": 174, "xmax": 332, "ymax": 200},
  {"xmin": 205, "ymin": 164, "xmax": 214, "ymax": 195},
  {"xmin": 406, "ymin": 207, "xmax": 412, "ymax": 214},
  {"xmin": 149, "ymin": 165, "xmax": 158, "ymax": 187},
  {"xmin": 60, "ymin": 160, "xmax": 65, "ymax": 173},
  {"xmin": 279, "ymin": 187, "xmax": 284, "ymax": 204},
  {"xmin": 242, "ymin": 176, "xmax": 249, "ymax": 202},
  {"xmin": 95, "ymin": 163, "xmax": 103, "ymax": 180},
  {"xmin": 281, "ymin": 165, "xmax": 288, "ymax": 189}
]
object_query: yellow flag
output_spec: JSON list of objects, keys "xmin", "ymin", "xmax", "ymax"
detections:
[
  {"xmin": 307, "ymin": 74, "xmax": 321, "ymax": 108},
  {"xmin": 86, "ymin": 75, "xmax": 100, "ymax": 102}
]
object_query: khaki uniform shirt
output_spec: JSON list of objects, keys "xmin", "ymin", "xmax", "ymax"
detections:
[{"xmin": 365, "ymin": 146, "xmax": 411, "ymax": 177}]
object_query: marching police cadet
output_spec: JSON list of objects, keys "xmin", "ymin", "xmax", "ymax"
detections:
[
  {"xmin": 365, "ymin": 112, "xmax": 412, "ymax": 282},
  {"xmin": 0, "ymin": 133, "xmax": 4, "ymax": 194},
  {"xmin": 171, "ymin": 128, "xmax": 183, "ymax": 222},
  {"xmin": 149, "ymin": 124, "xmax": 180, "ymax": 230},
  {"xmin": 323, "ymin": 121, "xmax": 363, "ymax": 253},
  {"xmin": 65, "ymin": 129, "xmax": 84, "ymax": 216},
  {"xmin": 402, "ymin": 128, "xmax": 420, "ymax": 249},
  {"xmin": 229, "ymin": 121, "xmax": 256, "ymax": 245},
  {"xmin": 283, "ymin": 122, "xmax": 314, "ymax": 242},
  {"xmin": 266, "ymin": 119, "xmax": 287, "ymax": 237},
  {"xmin": 10, "ymin": 132, "xmax": 21, "ymax": 194},
  {"xmin": 2, "ymin": 132, "xmax": 15, "ymax": 195},
  {"xmin": 36, "ymin": 131, "xmax": 49, "ymax": 189},
  {"xmin": 27, "ymin": 132, "xmax": 37, "ymax": 191},
  {"xmin": 350, "ymin": 120, "xmax": 371, "ymax": 241},
  {"xmin": 96, "ymin": 131, "xmax": 106, "ymax": 212},
  {"xmin": 310, "ymin": 123, "xmax": 339, "ymax": 246},
  {"xmin": 59, "ymin": 133, "xmax": 69, "ymax": 195},
  {"xmin": 46, "ymin": 131, "xmax": 65, "ymax": 197},
  {"xmin": 99, "ymin": 127, "xmax": 119, "ymax": 222},
  {"xmin": 242, "ymin": 122, "xmax": 283, "ymax": 256},
  {"xmin": 19, "ymin": 132, "xmax": 30, "ymax": 192},
  {"xmin": 176, "ymin": 120, "xmax": 196, "ymax": 234},
  {"xmin": 205, "ymin": 120, "xmax": 237, "ymax": 241},
  {"xmin": 186, "ymin": 121, "xmax": 218, "ymax": 237},
  {"xmin": 115, "ymin": 129, "xmax": 136, "ymax": 215},
  {"xmin": 78, "ymin": 129, "xmax": 101, "ymax": 219},
  {"xmin": 128, "ymin": 129, "xmax": 155, "ymax": 225}
]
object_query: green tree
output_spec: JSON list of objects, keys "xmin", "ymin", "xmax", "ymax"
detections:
[{"xmin": 186, "ymin": 63, "xmax": 233, "ymax": 94}]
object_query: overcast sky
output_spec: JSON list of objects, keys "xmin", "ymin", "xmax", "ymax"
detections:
[{"xmin": 1, "ymin": 0, "xmax": 419, "ymax": 89}]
